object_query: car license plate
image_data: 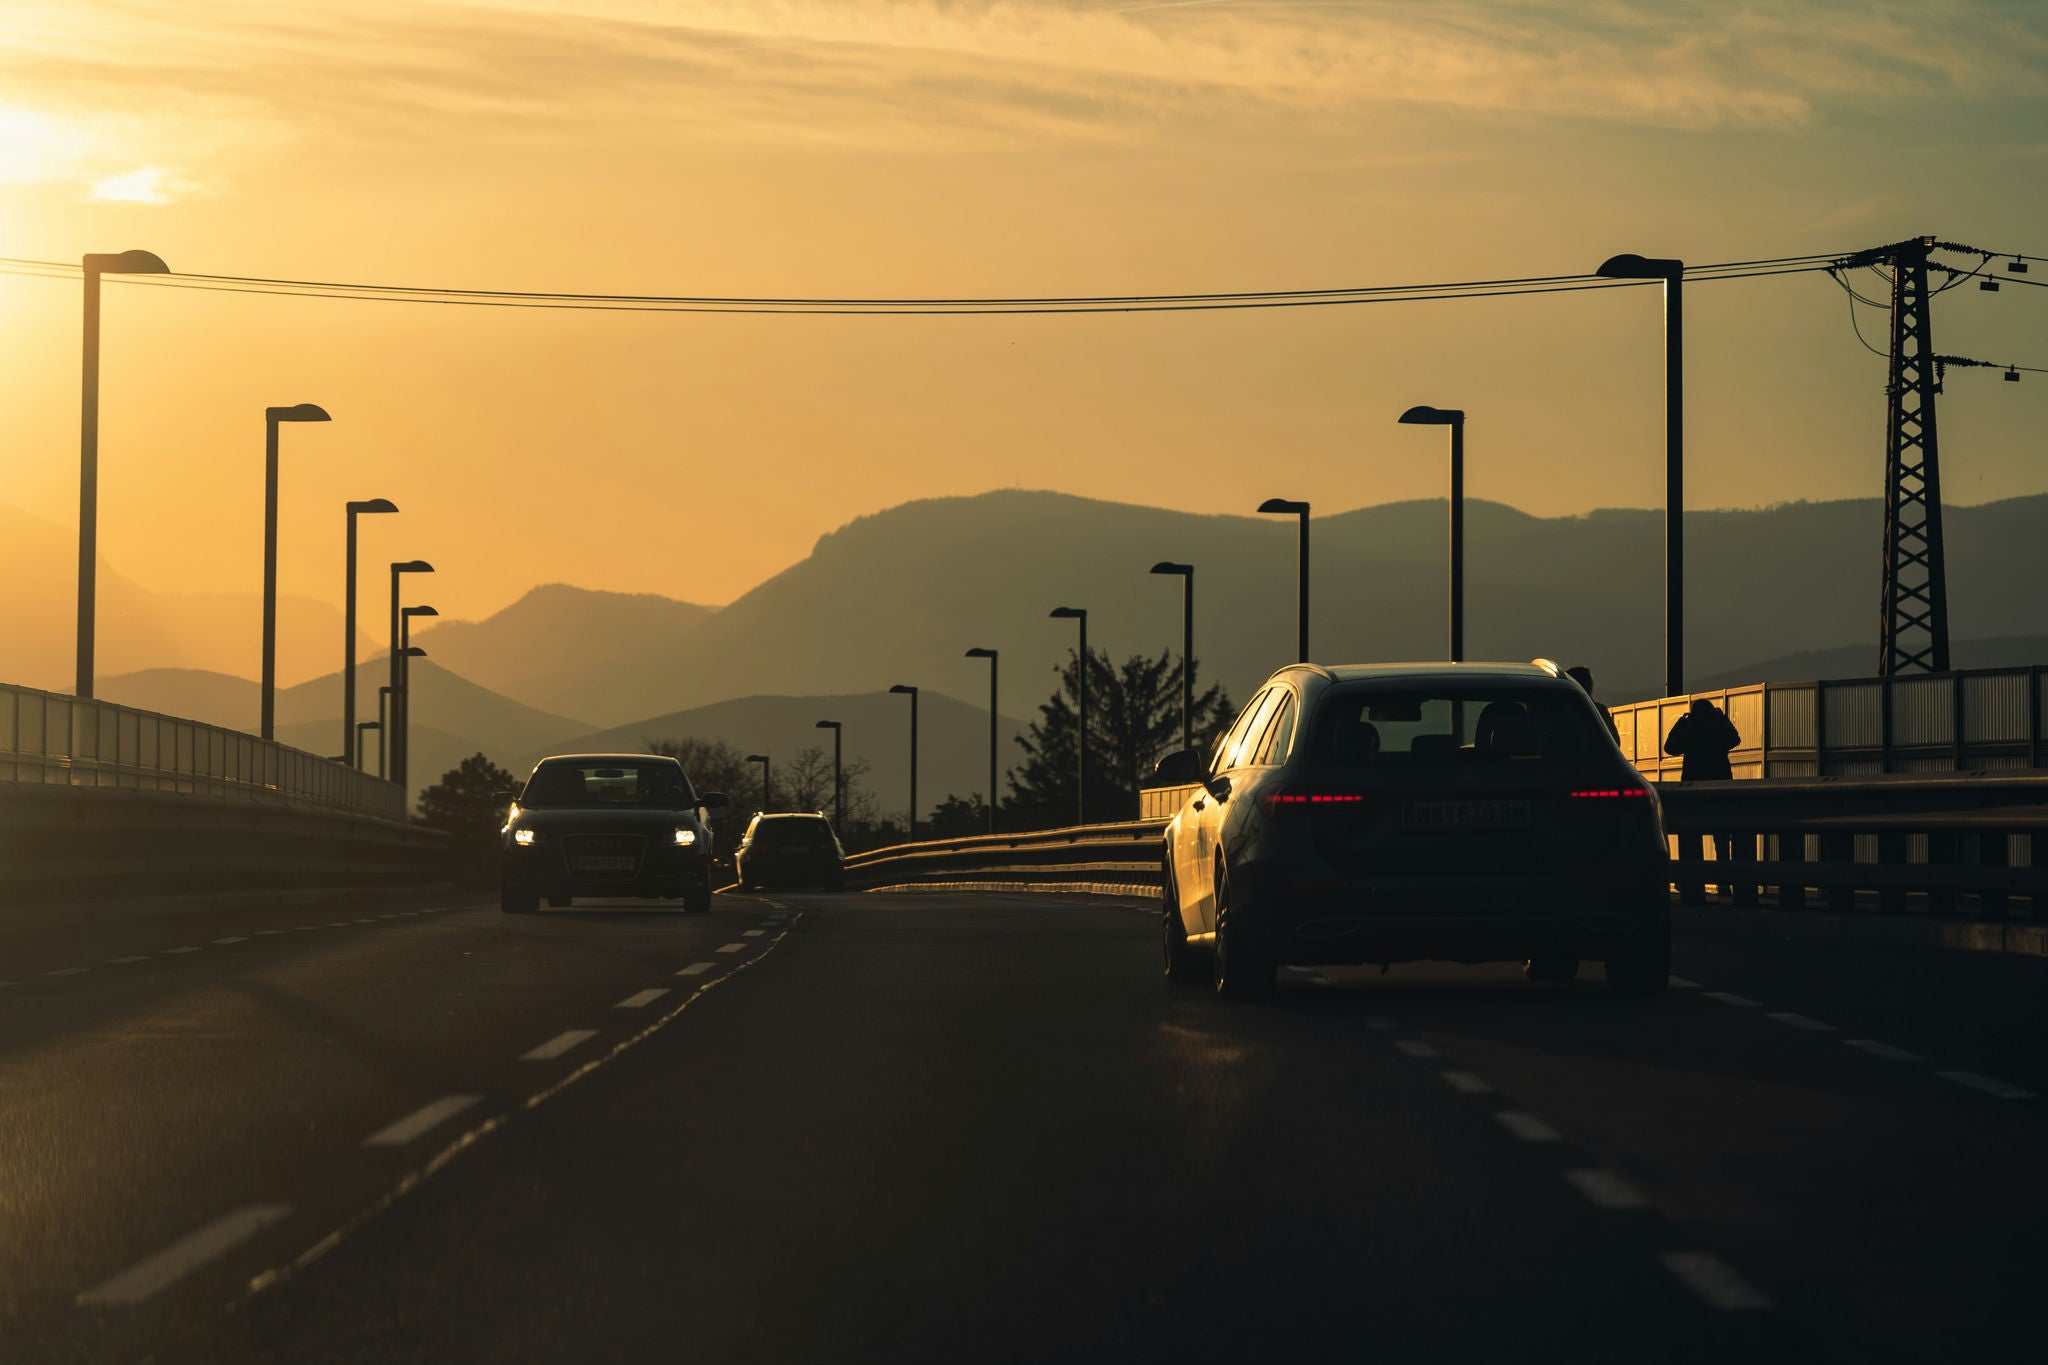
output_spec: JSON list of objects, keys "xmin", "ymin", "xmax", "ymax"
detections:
[
  {"xmin": 1401, "ymin": 799, "xmax": 1532, "ymax": 831},
  {"xmin": 574, "ymin": 855, "xmax": 638, "ymax": 874}
]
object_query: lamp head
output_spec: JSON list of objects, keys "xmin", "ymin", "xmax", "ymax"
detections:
[
  {"xmin": 1049, "ymin": 606, "xmax": 1085, "ymax": 621},
  {"xmin": 889, "ymin": 684, "xmax": 917, "ymax": 696},
  {"xmin": 358, "ymin": 720, "xmax": 382, "ymax": 732},
  {"xmin": 392, "ymin": 559, "xmax": 434, "ymax": 574},
  {"xmin": 348, "ymin": 498, "xmax": 399, "ymax": 515},
  {"xmin": 815, "ymin": 719, "xmax": 840, "ymax": 731},
  {"xmin": 402, "ymin": 604, "xmax": 439, "ymax": 618},
  {"xmin": 267, "ymin": 402, "xmax": 331, "ymax": 423},
  {"xmin": 1150, "ymin": 561, "xmax": 1193, "ymax": 578},
  {"xmin": 965, "ymin": 647, "xmax": 997, "ymax": 660},
  {"xmin": 745, "ymin": 753, "xmax": 769, "ymax": 763},
  {"xmin": 1594, "ymin": 253, "xmax": 1683, "ymax": 280},
  {"xmin": 87, "ymin": 249, "xmax": 170, "ymax": 274},
  {"xmin": 1257, "ymin": 498, "xmax": 1310, "ymax": 516},
  {"xmin": 1398, "ymin": 405, "xmax": 1464, "ymax": 426},
  {"xmin": 400, "ymin": 646, "xmax": 427, "ymax": 658}
]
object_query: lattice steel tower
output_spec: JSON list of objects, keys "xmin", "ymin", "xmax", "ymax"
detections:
[{"xmin": 1877, "ymin": 236, "xmax": 1950, "ymax": 675}]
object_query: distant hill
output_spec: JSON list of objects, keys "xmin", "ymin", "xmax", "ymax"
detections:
[
  {"xmin": 1699, "ymin": 634, "xmax": 2048, "ymax": 691},
  {"xmin": 408, "ymin": 584, "xmax": 715, "ymax": 723},
  {"xmin": 520, "ymin": 690, "xmax": 1032, "ymax": 816}
]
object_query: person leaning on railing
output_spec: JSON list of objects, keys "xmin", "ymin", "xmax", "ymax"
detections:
[{"xmin": 1664, "ymin": 697, "xmax": 1742, "ymax": 903}]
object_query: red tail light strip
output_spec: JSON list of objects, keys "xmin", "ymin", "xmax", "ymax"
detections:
[
  {"xmin": 1262, "ymin": 793, "xmax": 1368, "ymax": 806},
  {"xmin": 1569, "ymin": 788, "xmax": 1652, "ymax": 799}
]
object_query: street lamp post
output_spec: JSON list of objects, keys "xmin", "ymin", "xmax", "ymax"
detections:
[
  {"xmin": 1149, "ymin": 563, "xmax": 1195, "ymax": 754},
  {"xmin": 76, "ymin": 248, "xmax": 170, "ymax": 699},
  {"xmin": 260, "ymin": 403, "xmax": 332, "ymax": 740},
  {"xmin": 888, "ymin": 685, "xmax": 919, "ymax": 838},
  {"xmin": 393, "ymin": 646, "xmax": 425, "ymax": 794},
  {"xmin": 355, "ymin": 720, "xmax": 381, "ymax": 770},
  {"xmin": 342, "ymin": 498, "xmax": 398, "ymax": 763},
  {"xmin": 1397, "ymin": 406, "xmax": 1467, "ymax": 661},
  {"xmin": 1049, "ymin": 608, "xmax": 1088, "ymax": 825},
  {"xmin": 1257, "ymin": 499, "xmax": 1311, "ymax": 662},
  {"xmin": 388, "ymin": 560, "xmax": 433, "ymax": 786},
  {"xmin": 376, "ymin": 685, "xmax": 394, "ymax": 778},
  {"xmin": 814, "ymin": 720, "xmax": 842, "ymax": 829},
  {"xmin": 964, "ymin": 648, "xmax": 999, "ymax": 834},
  {"xmin": 745, "ymin": 753, "xmax": 771, "ymax": 812},
  {"xmin": 1596, "ymin": 252, "xmax": 1686, "ymax": 697}
]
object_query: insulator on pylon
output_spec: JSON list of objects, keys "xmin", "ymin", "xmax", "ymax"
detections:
[
  {"xmin": 1979, "ymin": 278, "xmax": 2001, "ymax": 291},
  {"xmin": 2006, "ymin": 368, "xmax": 2022, "ymax": 382},
  {"xmin": 2009, "ymin": 259, "xmax": 2029, "ymax": 274}
]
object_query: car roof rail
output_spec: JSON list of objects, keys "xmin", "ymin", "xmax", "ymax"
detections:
[
  {"xmin": 1529, "ymin": 657, "xmax": 1563, "ymax": 677},
  {"xmin": 1275, "ymin": 661, "xmax": 1336, "ymax": 682}
]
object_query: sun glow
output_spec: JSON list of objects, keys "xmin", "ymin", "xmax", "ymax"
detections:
[
  {"xmin": 91, "ymin": 166, "xmax": 174, "ymax": 203},
  {"xmin": 0, "ymin": 104, "xmax": 93, "ymax": 183}
]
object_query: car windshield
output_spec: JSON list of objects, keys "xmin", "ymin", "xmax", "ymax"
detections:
[
  {"xmin": 520, "ymin": 762, "xmax": 696, "ymax": 808},
  {"xmin": 753, "ymin": 819, "xmax": 833, "ymax": 846},
  {"xmin": 1311, "ymin": 684, "xmax": 1596, "ymax": 768}
]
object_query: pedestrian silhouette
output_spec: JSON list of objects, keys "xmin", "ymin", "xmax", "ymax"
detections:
[
  {"xmin": 1664, "ymin": 698, "xmax": 1742, "ymax": 901},
  {"xmin": 1566, "ymin": 665, "xmax": 1620, "ymax": 744}
]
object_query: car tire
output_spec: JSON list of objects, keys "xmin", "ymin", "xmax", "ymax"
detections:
[
  {"xmin": 1524, "ymin": 955, "xmax": 1580, "ymax": 982},
  {"xmin": 1161, "ymin": 861, "xmax": 1205, "ymax": 985},
  {"xmin": 1213, "ymin": 859, "xmax": 1275, "ymax": 1001},
  {"xmin": 683, "ymin": 878, "xmax": 712, "ymax": 914},
  {"xmin": 1605, "ymin": 923, "xmax": 1671, "ymax": 997},
  {"xmin": 548, "ymin": 897, "xmax": 571, "ymax": 908},
  {"xmin": 500, "ymin": 886, "xmax": 539, "ymax": 915}
]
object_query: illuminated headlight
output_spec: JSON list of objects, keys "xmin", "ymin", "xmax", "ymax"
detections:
[
  {"xmin": 513, "ymin": 828, "xmax": 538, "ymax": 846},
  {"xmin": 673, "ymin": 828, "xmax": 698, "ymax": 846}
]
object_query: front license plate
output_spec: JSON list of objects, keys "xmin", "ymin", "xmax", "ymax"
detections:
[
  {"xmin": 573, "ymin": 855, "xmax": 638, "ymax": 874},
  {"xmin": 1401, "ymin": 799, "xmax": 1532, "ymax": 831}
]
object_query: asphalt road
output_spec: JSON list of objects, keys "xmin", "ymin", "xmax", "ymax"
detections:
[{"xmin": 2, "ymin": 886, "xmax": 2043, "ymax": 1363}]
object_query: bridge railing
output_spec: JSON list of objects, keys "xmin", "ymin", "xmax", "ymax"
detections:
[
  {"xmin": 1607, "ymin": 665, "xmax": 2047, "ymax": 781},
  {"xmin": 0, "ymin": 681, "xmax": 404, "ymax": 821}
]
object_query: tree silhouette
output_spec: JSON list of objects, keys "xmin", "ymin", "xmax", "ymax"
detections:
[{"xmin": 416, "ymin": 752, "xmax": 517, "ymax": 885}]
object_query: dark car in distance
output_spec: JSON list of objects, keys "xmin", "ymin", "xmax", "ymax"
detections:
[
  {"xmin": 734, "ymin": 812, "xmax": 846, "ymax": 892},
  {"xmin": 1157, "ymin": 661, "xmax": 1671, "ymax": 1000},
  {"xmin": 500, "ymin": 754, "xmax": 725, "ymax": 914}
]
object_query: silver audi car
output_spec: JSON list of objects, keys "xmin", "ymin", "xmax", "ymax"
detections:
[
  {"xmin": 500, "ymin": 754, "xmax": 725, "ymax": 915},
  {"xmin": 1156, "ymin": 661, "xmax": 1670, "ymax": 999}
]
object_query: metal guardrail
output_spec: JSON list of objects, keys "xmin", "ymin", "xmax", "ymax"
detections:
[
  {"xmin": 1607, "ymin": 666, "xmax": 2047, "ymax": 780},
  {"xmin": 855, "ymin": 775, "xmax": 2048, "ymax": 924},
  {"xmin": 0, "ymin": 681, "xmax": 404, "ymax": 821}
]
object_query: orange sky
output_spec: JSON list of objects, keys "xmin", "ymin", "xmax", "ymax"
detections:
[{"xmin": 3, "ymin": 0, "xmax": 2046, "ymax": 659}]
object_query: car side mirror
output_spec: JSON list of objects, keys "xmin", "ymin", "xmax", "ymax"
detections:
[
  {"xmin": 1152, "ymin": 748, "xmax": 1206, "ymax": 787},
  {"xmin": 699, "ymin": 791, "xmax": 728, "ymax": 809},
  {"xmin": 493, "ymin": 790, "xmax": 519, "ymax": 812}
]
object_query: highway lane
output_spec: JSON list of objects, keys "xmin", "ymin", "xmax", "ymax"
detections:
[{"xmin": 5, "ymin": 887, "xmax": 2042, "ymax": 1362}]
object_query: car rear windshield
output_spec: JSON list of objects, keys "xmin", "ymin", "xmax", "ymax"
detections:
[
  {"xmin": 520, "ymin": 763, "xmax": 697, "ymax": 808},
  {"xmin": 752, "ymin": 819, "xmax": 834, "ymax": 847},
  {"xmin": 1310, "ymin": 684, "xmax": 1598, "ymax": 769}
]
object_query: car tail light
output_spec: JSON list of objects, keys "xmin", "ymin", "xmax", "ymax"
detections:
[
  {"xmin": 1261, "ymin": 787, "xmax": 1368, "ymax": 811},
  {"xmin": 1568, "ymin": 786, "xmax": 1653, "ymax": 801}
]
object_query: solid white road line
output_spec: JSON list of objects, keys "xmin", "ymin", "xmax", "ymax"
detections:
[
  {"xmin": 1702, "ymin": 991, "xmax": 1761, "ymax": 1008},
  {"xmin": 1395, "ymin": 1039, "xmax": 1440, "ymax": 1058},
  {"xmin": 1766, "ymin": 1012, "xmax": 1836, "ymax": 1031},
  {"xmin": 164, "ymin": 946, "xmax": 200, "ymax": 954},
  {"xmin": 1668, "ymin": 976, "xmax": 1702, "ymax": 989},
  {"xmin": 742, "ymin": 930, "xmax": 766, "ymax": 938},
  {"xmin": 1564, "ymin": 1169, "xmax": 1648, "ymax": 1210},
  {"xmin": 45, "ymin": 967, "xmax": 89, "ymax": 977},
  {"xmin": 1440, "ymin": 1071, "xmax": 1494, "ymax": 1094},
  {"xmin": 213, "ymin": 936, "xmax": 248, "ymax": 945},
  {"xmin": 1659, "ymin": 1251, "xmax": 1771, "ymax": 1310},
  {"xmin": 109, "ymin": 956, "xmax": 149, "ymax": 964},
  {"xmin": 521, "ymin": 1029, "xmax": 598, "ymax": 1062},
  {"xmin": 1936, "ymin": 1070, "xmax": 2038, "ymax": 1100},
  {"xmin": 1845, "ymin": 1039, "xmax": 1922, "ymax": 1062},
  {"xmin": 676, "ymin": 963, "xmax": 716, "ymax": 976},
  {"xmin": 76, "ymin": 1204, "xmax": 292, "ymax": 1306},
  {"xmin": 363, "ymin": 1095, "xmax": 483, "ymax": 1148},
  {"xmin": 716, "ymin": 943, "xmax": 747, "ymax": 953},
  {"xmin": 616, "ymin": 989, "xmax": 668, "ymax": 1009},
  {"xmin": 1493, "ymin": 1111, "xmax": 1563, "ymax": 1143}
]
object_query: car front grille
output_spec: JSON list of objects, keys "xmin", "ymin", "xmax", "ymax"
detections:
[{"xmin": 560, "ymin": 833, "xmax": 648, "ymax": 878}]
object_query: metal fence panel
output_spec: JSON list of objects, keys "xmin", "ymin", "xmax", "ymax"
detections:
[
  {"xmin": 1824, "ymin": 681, "xmax": 1883, "ymax": 748},
  {"xmin": 1767, "ymin": 684, "xmax": 1817, "ymax": 749},
  {"xmin": 1889, "ymin": 675, "xmax": 1952, "ymax": 747},
  {"xmin": 1963, "ymin": 671, "xmax": 2031, "ymax": 743}
]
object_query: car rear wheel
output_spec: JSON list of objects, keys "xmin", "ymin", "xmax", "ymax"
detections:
[
  {"xmin": 1161, "ymin": 860, "xmax": 1205, "ymax": 985},
  {"xmin": 1213, "ymin": 859, "xmax": 1275, "ymax": 1001},
  {"xmin": 1605, "ymin": 924, "xmax": 1671, "ymax": 997},
  {"xmin": 500, "ymin": 886, "xmax": 538, "ymax": 915}
]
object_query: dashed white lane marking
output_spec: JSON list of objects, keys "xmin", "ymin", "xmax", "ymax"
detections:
[
  {"xmin": 1395, "ymin": 1039, "xmax": 1440, "ymax": 1058},
  {"xmin": 616, "ymin": 989, "xmax": 668, "ymax": 1009},
  {"xmin": 45, "ymin": 967, "xmax": 89, "ymax": 977},
  {"xmin": 716, "ymin": 943, "xmax": 747, "ymax": 954},
  {"xmin": 76, "ymin": 1204, "xmax": 292, "ymax": 1306},
  {"xmin": 1365, "ymin": 1015, "xmax": 1395, "ymax": 1030},
  {"xmin": 1494, "ymin": 1111, "xmax": 1563, "ymax": 1143},
  {"xmin": 164, "ymin": 946, "xmax": 201, "ymax": 955},
  {"xmin": 1702, "ymin": 991, "xmax": 1761, "ymax": 1008},
  {"xmin": 326, "ymin": 923, "xmax": 351, "ymax": 928},
  {"xmin": 521, "ymin": 1029, "xmax": 598, "ymax": 1062},
  {"xmin": 1441, "ymin": 1071, "xmax": 1494, "ymax": 1094},
  {"xmin": 1766, "ymin": 1012, "xmax": 1836, "ymax": 1031},
  {"xmin": 109, "ymin": 956, "xmax": 149, "ymax": 964},
  {"xmin": 1564, "ymin": 1169, "xmax": 1649, "ymax": 1209},
  {"xmin": 353, "ymin": 919, "xmax": 376, "ymax": 925},
  {"xmin": 1937, "ymin": 1070, "xmax": 2038, "ymax": 1100},
  {"xmin": 292, "ymin": 926, "xmax": 318, "ymax": 931},
  {"xmin": 0, "ymin": 981, "xmax": 15, "ymax": 988},
  {"xmin": 1845, "ymin": 1039, "xmax": 1922, "ymax": 1062},
  {"xmin": 256, "ymin": 929, "xmax": 284, "ymax": 936},
  {"xmin": 742, "ymin": 930, "xmax": 766, "ymax": 938},
  {"xmin": 1669, "ymin": 976, "xmax": 1702, "ymax": 989},
  {"xmin": 1659, "ymin": 1251, "xmax": 1772, "ymax": 1310},
  {"xmin": 363, "ymin": 1095, "xmax": 482, "ymax": 1148},
  {"xmin": 213, "ymin": 936, "xmax": 248, "ymax": 945},
  {"xmin": 676, "ymin": 963, "xmax": 715, "ymax": 977}
]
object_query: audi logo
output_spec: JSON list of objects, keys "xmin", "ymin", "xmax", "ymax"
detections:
[{"xmin": 587, "ymin": 838, "xmax": 625, "ymax": 852}]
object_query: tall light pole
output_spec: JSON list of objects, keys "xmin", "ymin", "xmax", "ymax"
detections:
[
  {"xmin": 393, "ymin": 646, "xmax": 425, "ymax": 796},
  {"xmin": 388, "ymin": 560, "xmax": 433, "ymax": 779},
  {"xmin": 1257, "ymin": 498, "xmax": 1311, "ymax": 662},
  {"xmin": 1049, "ymin": 608, "xmax": 1088, "ymax": 825},
  {"xmin": 1596, "ymin": 252, "xmax": 1686, "ymax": 697},
  {"xmin": 260, "ymin": 403, "xmax": 332, "ymax": 740},
  {"xmin": 965, "ymin": 648, "xmax": 999, "ymax": 834},
  {"xmin": 1397, "ymin": 406, "xmax": 1467, "ymax": 662},
  {"xmin": 814, "ymin": 720, "xmax": 842, "ymax": 829},
  {"xmin": 76, "ymin": 248, "xmax": 170, "ymax": 699},
  {"xmin": 376, "ymin": 685, "xmax": 395, "ymax": 778},
  {"xmin": 888, "ymin": 685, "xmax": 919, "ymax": 838},
  {"xmin": 1150, "ymin": 562, "xmax": 1195, "ymax": 754},
  {"xmin": 342, "ymin": 498, "xmax": 398, "ymax": 763},
  {"xmin": 745, "ymin": 753, "xmax": 771, "ymax": 812},
  {"xmin": 355, "ymin": 720, "xmax": 381, "ymax": 770}
]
